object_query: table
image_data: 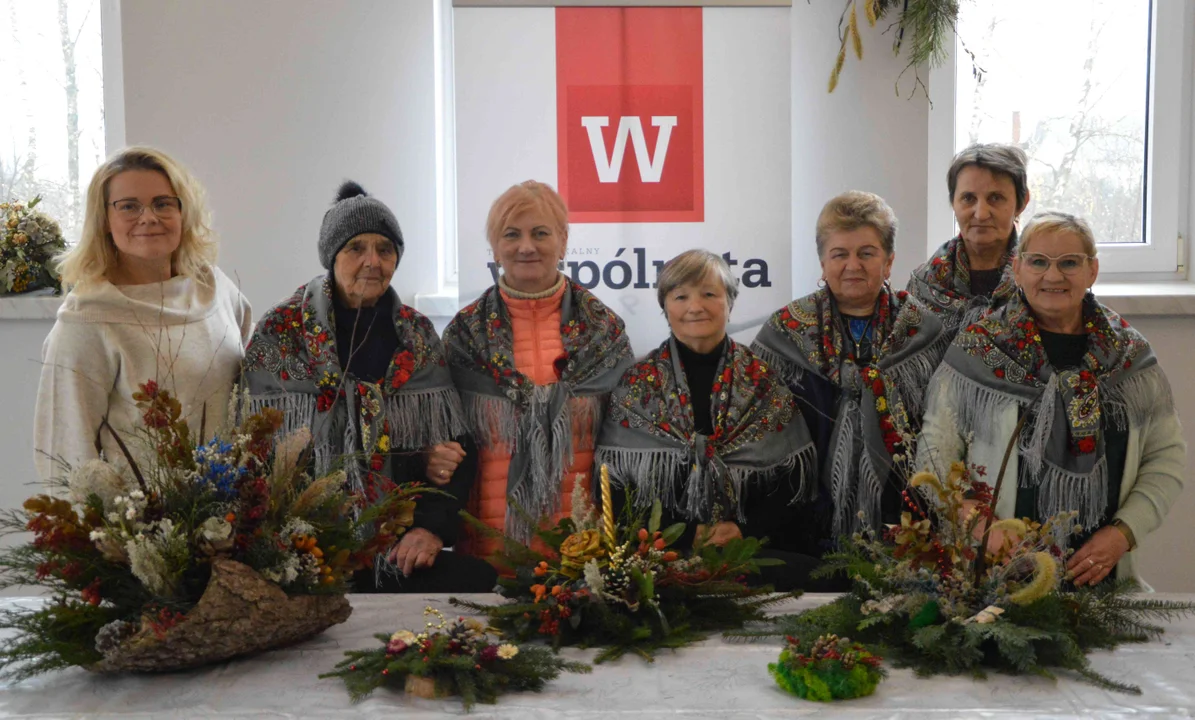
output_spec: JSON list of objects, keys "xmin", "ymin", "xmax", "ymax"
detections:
[{"xmin": 0, "ymin": 593, "xmax": 1192, "ymax": 719}]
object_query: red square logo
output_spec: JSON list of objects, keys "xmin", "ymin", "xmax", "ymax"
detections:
[{"xmin": 556, "ymin": 8, "xmax": 704, "ymax": 223}]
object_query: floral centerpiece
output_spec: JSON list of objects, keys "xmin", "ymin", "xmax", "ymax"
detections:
[
  {"xmin": 451, "ymin": 466, "xmax": 794, "ymax": 663},
  {"xmin": 0, "ymin": 382, "xmax": 422, "ymax": 679},
  {"xmin": 322, "ymin": 606, "xmax": 590, "ymax": 710},
  {"xmin": 0, "ymin": 196, "xmax": 66, "ymax": 295},
  {"xmin": 769, "ymin": 633, "xmax": 885, "ymax": 702},
  {"xmin": 731, "ymin": 461, "xmax": 1195, "ymax": 694}
]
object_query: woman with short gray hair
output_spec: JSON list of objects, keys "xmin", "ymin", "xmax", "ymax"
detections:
[
  {"xmin": 753, "ymin": 191, "xmax": 948, "ymax": 557},
  {"xmin": 596, "ymin": 249, "xmax": 822, "ymax": 590},
  {"xmin": 908, "ymin": 143, "xmax": 1031, "ymax": 334}
]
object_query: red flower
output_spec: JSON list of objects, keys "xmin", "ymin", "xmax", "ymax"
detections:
[
  {"xmin": 994, "ymin": 368, "xmax": 1005, "ymax": 378},
  {"xmin": 1076, "ymin": 436, "xmax": 1097, "ymax": 454},
  {"xmin": 659, "ymin": 422, "xmax": 671, "ymax": 433},
  {"xmin": 620, "ymin": 419, "xmax": 629, "ymax": 428},
  {"xmin": 370, "ymin": 453, "xmax": 384, "ymax": 471}
]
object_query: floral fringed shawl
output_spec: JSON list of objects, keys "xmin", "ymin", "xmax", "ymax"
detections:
[
  {"xmin": 242, "ymin": 275, "xmax": 467, "ymax": 503},
  {"xmin": 933, "ymin": 291, "xmax": 1173, "ymax": 529},
  {"xmin": 907, "ymin": 236, "xmax": 1018, "ymax": 333},
  {"xmin": 595, "ymin": 336, "xmax": 815, "ymax": 524},
  {"xmin": 752, "ymin": 286, "xmax": 948, "ymax": 536},
  {"xmin": 442, "ymin": 279, "xmax": 633, "ymax": 542}
]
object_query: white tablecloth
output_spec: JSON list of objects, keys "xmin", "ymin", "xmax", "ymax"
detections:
[{"xmin": 0, "ymin": 593, "xmax": 1192, "ymax": 719}]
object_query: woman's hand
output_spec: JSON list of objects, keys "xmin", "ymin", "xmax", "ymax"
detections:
[
  {"xmin": 423, "ymin": 441, "xmax": 466, "ymax": 486},
  {"xmin": 387, "ymin": 528, "xmax": 444, "ymax": 576},
  {"xmin": 694, "ymin": 521, "xmax": 743, "ymax": 548},
  {"xmin": 1068, "ymin": 525, "xmax": 1130, "ymax": 587}
]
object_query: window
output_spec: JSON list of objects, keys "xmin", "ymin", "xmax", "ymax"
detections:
[
  {"xmin": 930, "ymin": 0, "xmax": 1189, "ymax": 275},
  {"xmin": 0, "ymin": 0, "xmax": 105, "ymax": 245}
]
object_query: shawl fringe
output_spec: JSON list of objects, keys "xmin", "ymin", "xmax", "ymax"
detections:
[
  {"xmin": 887, "ymin": 329, "xmax": 953, "ymax": 420},
  {"xmin": 934, "ymin": 364, "xmax": 1032, "ymax": 441},
  {"xmin": 383, "ymin": 388, "xmax": 469, "ymax": 451},
  {"xmin": 464, "ymin": 389, "xmax": 604, "ymax": 543},
  {"xmin": 749, "ymin": 343, "xmax": 805, "ymax": 385},
  {"xmin": 596, "ymin": 442, "xmax": 816, "ymax": 524},
  {"xmin": 1024, "ymin": 456, "xmax": 1110, "ymax": 533}
]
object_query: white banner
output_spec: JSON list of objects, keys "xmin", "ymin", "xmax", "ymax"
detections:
[{"xmin": 454, "ymin": 5, "xmax": 791, "ymax": 355}]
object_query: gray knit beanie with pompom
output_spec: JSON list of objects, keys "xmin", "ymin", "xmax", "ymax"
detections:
[{"xmin": 317, "ymin": 181, "xmax": 404, "ymax": 270}]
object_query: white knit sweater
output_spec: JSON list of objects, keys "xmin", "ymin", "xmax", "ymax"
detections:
[{"xmin": 33, "ymin": 266, "xmax": 253, "ymax": 482}]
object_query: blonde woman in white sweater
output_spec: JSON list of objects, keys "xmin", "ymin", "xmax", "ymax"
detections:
[{"xmin": 34, "ymin": 147, "xmax": 252, "ymax": 480}]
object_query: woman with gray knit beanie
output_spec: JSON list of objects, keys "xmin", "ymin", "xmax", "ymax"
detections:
[{"xmin": 242, "ymin": 181, "xmax": 496, "ymax": 593}]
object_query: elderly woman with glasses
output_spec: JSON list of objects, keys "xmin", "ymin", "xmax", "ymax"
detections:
[
  {"xmin": 35, "ymin": 146, "xmax": 252, "ymax": 481},
  {"xmin": 243, "ymin": 181, "xmax": 496, "ymax": 593},
  {"xmin": 908, "ymin": 143, "xmax": 1031, "ymax": 335},
  {"xmin": 596, "ymin": 250, "xmax": 824, "ymax": 591},
  {"xmin": 917, "ymin": 211, "xmax": 1185, "ymax": 587},
  {"xmin": 752, "ymin": 192, "xmax": 948, "ymax": 556}
]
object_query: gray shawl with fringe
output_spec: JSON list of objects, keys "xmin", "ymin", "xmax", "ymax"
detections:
[
  {"xmin": 596, "ymin": 336, "xmax": 816, "ymax": 524},
  {"xmin": 939, "ymin": 291, "xmax": 1174, "ymax": 528},
  {"xmin": 241, "ymin": 275, "xmax": 467, "ymax": 499},
  {"xmin": 907, "ymin": 235, "xmax": 1018, "ymax": 335},
  {"xmin": 752, "ymin": 286, "xmax": 948, "ymax": 536},
  {"xmin": 442, "ymin": 277, "xmax": 633, "ymax": 542}
]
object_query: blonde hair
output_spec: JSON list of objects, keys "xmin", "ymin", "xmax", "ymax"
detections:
[
  {"xmin": 56, "ymin": 146, "xmax": 218, "ymax": 288},
  {"xmin": 815, "ymin": 190, "xmax": 898, "ymax": 258},
  {"xmin": 485, "ymin": 180, "xmax": 569, "ymax": 247},
  {"xmin": 1018, "ymin": 211, "xmax": 1097, "ymax": 256},
  {"xmin": 656, "ymin": 249, "xmax": 739, "ymax": 311}
]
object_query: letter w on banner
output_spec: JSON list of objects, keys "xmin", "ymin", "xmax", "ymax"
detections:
[{"xmin": 556, "ymin": 8, "xmax": 704, "ymax": 223}]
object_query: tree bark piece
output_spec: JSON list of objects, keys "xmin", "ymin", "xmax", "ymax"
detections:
[{"xmin": 90, "ymin": 558, "xmax": 352, "ymax": 673}]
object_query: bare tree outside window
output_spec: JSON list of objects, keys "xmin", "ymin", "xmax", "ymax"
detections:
[
  {"xmin": 0, "ymin": 0, "xmax": 104, "ymax": 245},
  {"xmin": 956, "ymin": 0, "xmax": 1150, "ymax": 245}
]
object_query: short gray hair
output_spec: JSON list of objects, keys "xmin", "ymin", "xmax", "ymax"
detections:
[
  {"xmin": 815, "ymin": 191, "xmax": 897, "ymax": 258},
  {"xmin": 947, "ymin": 143, "xmax": 1030, "ymax": 211},
  {"xmin": 1018, "ymin": 211, "xmax": 1097, "ymax": 257},
  {"xmin": 656, "ymin": 249, "xmax": 739, "ymax": 311}
]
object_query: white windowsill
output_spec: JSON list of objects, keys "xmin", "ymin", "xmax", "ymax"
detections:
[
  {"xmin": 0, "ymin": 294, "xmax": 63, "ymax": 321},
  {"xmin": 1095, "ymin": 281, "xmax": 1195, "ymax": 316},
  {"xmin": 412, "ymin": 289, "xmax": 460, "ymax": 321}
]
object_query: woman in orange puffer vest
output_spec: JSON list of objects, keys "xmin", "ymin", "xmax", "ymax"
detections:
[{"xmin": 443, "ymin": 181, "xmax": 634, "ymax": 563}]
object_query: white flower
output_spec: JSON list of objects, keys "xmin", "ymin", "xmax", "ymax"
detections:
[
  {"xmin": 390, "ymin": 630, "xmax": 417, "ymax": 645},
  {"xmin": 90, "ymin": 529, "xmax": 106, "ymax": 542},
  {"xmin": 125, "ymin": 507, "xmax": 137, "ymax": 521},
  {"xmin": 68, "ymin": 460, "xmax": 130, "ymax": 510},
  {"xmin": 496, "ymin": 644, "xmax": 519, "ymax": 660},
  {"xmin": 128, "ymin": 489, "xmax": 144, "ymax": 501},
  {"xmin": 106, "ymin": 512, "xmax": 120, "ymax": 523},
  {"xmin": 199, "ymin": 516, "xmax": 232, "ymax": 542},
  {"xmin": 965, "ymin": 605, "xmax": 1005, "ymax": 624}
]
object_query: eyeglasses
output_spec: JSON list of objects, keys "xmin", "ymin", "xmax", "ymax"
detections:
[
  {"xmin": 108, "ymin": 197, "xmax": 183, "ymax": 221},
  {"xmin": 1020, "ymin": 252, "xmax": 1093, "ymax": 276}
]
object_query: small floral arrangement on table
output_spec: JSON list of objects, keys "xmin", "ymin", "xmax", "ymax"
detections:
[
  {"xmin": 451, "ymin": 466, "xmax": 794, "ymax": 663},
  {"xmin": 769, "ymin": 633, "xmax": 885, "ymax": 702},
  {"xmin": 322, "ymin": 606, "xmax": 590, "ymax": 709},
  {"xmin": 0, "ymin": 381, "xmax": 423, "ymax": 679},
  {"xmin": 0, "ymin": 196, "xmax": 66, "ymax": 295},
  {"xmin": 732, "ymin": 460, "xmax": 1195, "ymax": 694}
]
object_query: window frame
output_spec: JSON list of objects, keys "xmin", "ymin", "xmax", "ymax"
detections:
[{"xmin": 927, "ymin": 0, "xmax": 1193, "ymax": 280}]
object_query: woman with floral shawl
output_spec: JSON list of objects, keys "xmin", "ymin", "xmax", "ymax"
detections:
[
  {"xmin": 243, "ymin": 181, "xmax": 496, "ymax": 593},
  {"xmin": 907, "ymin": 143, "xmax": 1031, "ymax": 336},
  {"xmin": 596, "ymin": 250, "xmax": 822, "ymax": 591},
  {"xmin": 753, "ymin": 192, "xmax": 948, "ymax": 555},
  {"xmin": 918, "ymin": 212, "xmax": 1185, "ymax": 587},
  {"xmin": 443, "ymin": 181, "xmax": 633, "ymax": 560}
]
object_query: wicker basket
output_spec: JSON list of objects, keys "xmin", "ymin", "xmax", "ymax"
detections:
[{"xmin": 89, "ymin": 557, "xmax": 352, "ymax": 673}]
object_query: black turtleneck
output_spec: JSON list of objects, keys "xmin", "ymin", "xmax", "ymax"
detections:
[
  {"xmin": 333, "ymin": 291, "xmax": 399, "ymax": 383},
  {"xmin": 969, "ymin": 268, "xmax": 1003, "ymax": 297},
  {"xmin": 675, "ymin": 337, "xmax": 726, "ymax": 435}
]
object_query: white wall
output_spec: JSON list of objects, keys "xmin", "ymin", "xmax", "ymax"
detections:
[
  {"xmin": 789, "ymin": 2, "xmax": 930, "ymax": 293},
  {"xmin": 119, "ymin": 0, "xmax": 440, "ymax": 315}
]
